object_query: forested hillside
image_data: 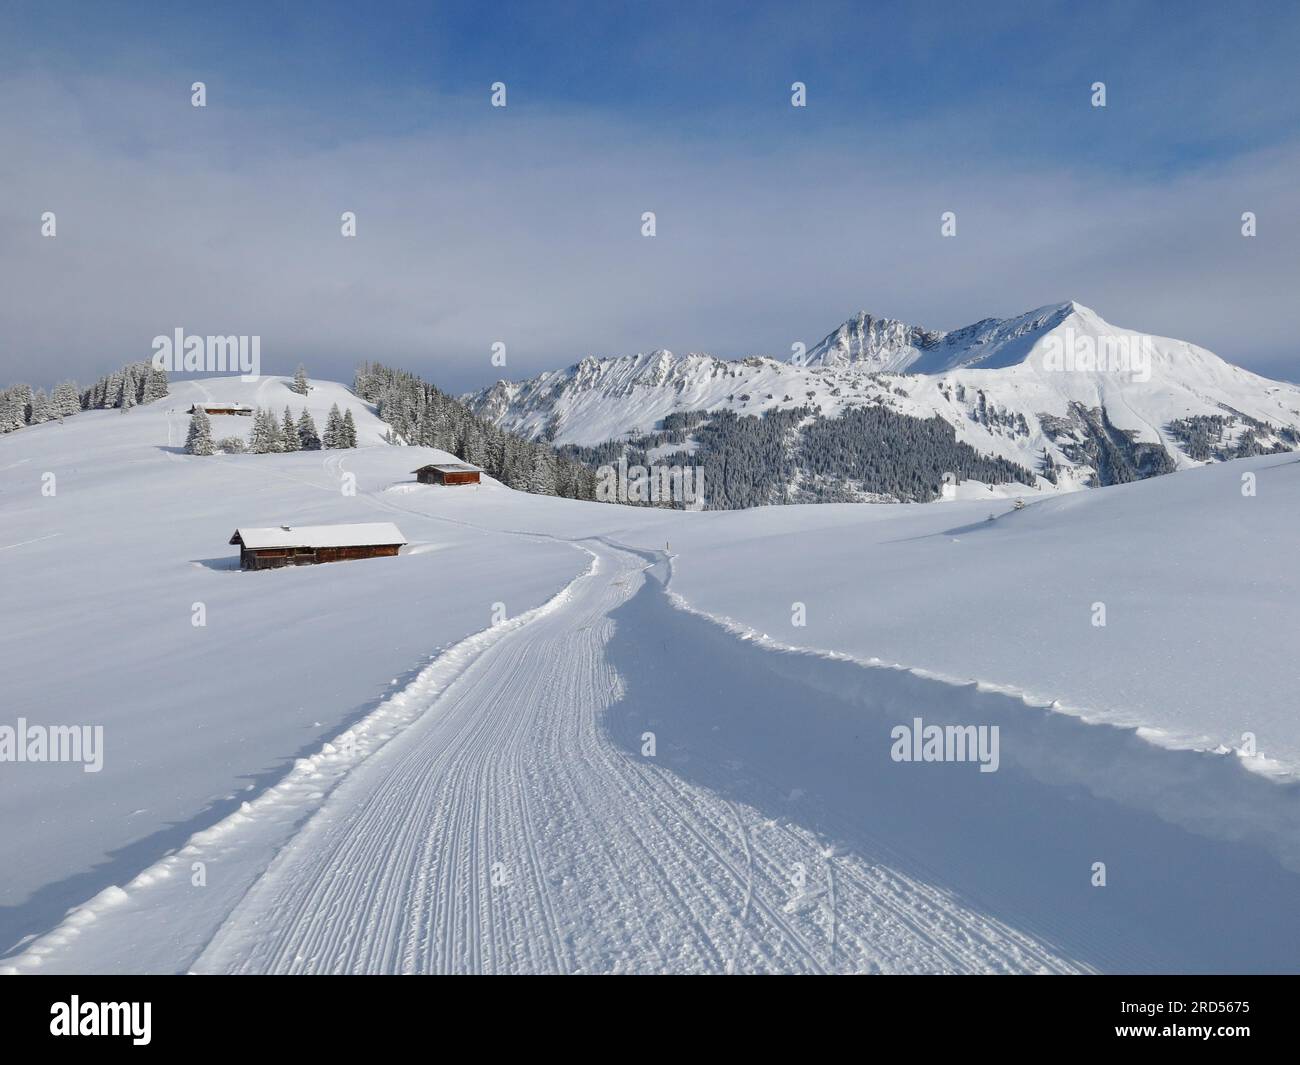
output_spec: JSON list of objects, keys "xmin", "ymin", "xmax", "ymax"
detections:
[
  {"xmin": 560, "ymin": 404, "xmax": 1037, "ymax": 508},
  {"xmin": 1, "ymin": 360, "xmax": 169, "ymax": 434},
  {"xmin": 354, "ymin": 362, "xmax": 600, "ymax": 501}
]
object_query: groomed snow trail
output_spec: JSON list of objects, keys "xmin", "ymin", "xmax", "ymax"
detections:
[{"xmin": 194, "ymin": 540, "xmax": 1078, "ymax": 974}]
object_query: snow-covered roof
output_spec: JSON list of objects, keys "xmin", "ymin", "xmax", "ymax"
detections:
[
  {"xmin": 191, "ymin": 402, "xmax": 253, "ymax": 411},
  {"xmin": 412, "ymin": 463, "xmax": 481, "ymax": 473},
  {"xmin": 229, "ymin": 522, "xmax": 407, "ymax": 550}
]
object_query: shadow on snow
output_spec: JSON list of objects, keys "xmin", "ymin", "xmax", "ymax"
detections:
[{"xmin": 602, "ymin": 560, "xmax": 1300, "ymax": 974}]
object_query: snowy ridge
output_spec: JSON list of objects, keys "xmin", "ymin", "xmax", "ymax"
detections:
[
  {"xmin": 465, "ymin": 302, "xmax": 1300, "ymax": 490},
  {"xmin": 796, "ymin": 302, "xmax": 1075, "ymax": 372}
]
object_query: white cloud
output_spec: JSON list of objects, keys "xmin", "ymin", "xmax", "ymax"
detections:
[{"xmin": 2, "ymin": 70, "xmax": 1296, "ymax": 393}]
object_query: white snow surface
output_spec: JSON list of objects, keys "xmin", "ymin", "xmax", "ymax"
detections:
[
  {"xmin": 3, "ymin": 374, "xmax": 1299, "ymax": 974},
  {"xmin": 232, "ymin": 522, "xmax": 407, "ymax": 549}
]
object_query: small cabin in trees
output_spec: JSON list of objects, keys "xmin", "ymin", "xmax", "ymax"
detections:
[
  {"xmin": 229, "ymin": 522, "xmax": 407, "ymax": 570},
  {"xmin": 190, "ymin": 402, "xmax": 253, "ymax": 416},
  {"xmin": 412, "ymin": 463, "xmax": 481, "ymax": 486}
]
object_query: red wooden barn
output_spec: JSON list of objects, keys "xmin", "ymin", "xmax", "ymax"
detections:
[
  {"xmin": 229, "ymin": 522, "xmax": 407, "ymax": 570},
  {"xmin": 412, "ymin": 463, "xmax": 481, "ymax": 486},
  {"xmin": 190, "ymin": 402, "xmax": 253, "ymax": 416}
]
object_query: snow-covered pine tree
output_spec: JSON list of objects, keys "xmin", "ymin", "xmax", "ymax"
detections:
[
  {"xmin": 102, "ymin": 371, "xmax": 123, "ymax": 410},
  {"xmin": 118, "ymin": 368, "xmax": 136, "ymax": 412},
  {"xmin": 8, "ymin": 384, "xmax": 33, "ymax": 424},
  {"xmin": 0, "ymin": 388, "xmax": 27, "ymax": 432},
  {"xmin": 528, "ymin": 447, "xmax": 557, "ymax": 495},
  {"xmin": 28, "ymin": 389, "xmax": 52, "ymax": 424},
  {"xmin": 297, "ymin": 409, "xmax": 321, "ymax": 450},
  {"xmin": 249, "ymin": 407, "xmax": 279, "ymax": 453},
  {"xmin": 280, "ymin": 407, "xmax": 300, "ymax": 452},
  {"xmin": 341, "ymin": 409, "xmax": 358, "ymax": 448},
  {"xmin": 142, "ymin": 365, "xmax": 169, "ymax": 403},
  {"xmin": 323, "ymin": 403, "xmax": 343, "ymax": 448},
  {"xmin": 185, "ymin": 409, "xmax": 215, "ymax": 455},
  {"xmin": 52, "ymin": 381, "xmax": 81, "ymax": 417},
  {"xmin": 291, "ymin": 364, "xmax": 310, "ymax": 396},
  {"xmin": 485, "ymin": 427, "xmax": 505, "ymax": 474}
]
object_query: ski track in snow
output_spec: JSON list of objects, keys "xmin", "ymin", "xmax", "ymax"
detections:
[
  {"xmin": 0, "ymin": 532, "xmax": 61, "ymax": 552},
  {"xmin": 190, "ymin": 539, "xmax": 1076, "ymax": 975}
]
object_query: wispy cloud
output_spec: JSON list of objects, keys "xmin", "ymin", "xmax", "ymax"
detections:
[{"xmin": 1, "ymin": 19, "xmax": 1297, "ymax": 392}]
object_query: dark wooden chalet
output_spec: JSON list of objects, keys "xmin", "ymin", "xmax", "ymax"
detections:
[
  {"xmin": 412, "ymin": 463, "xmax": 481, "ymax": 486},
  {"xmin": 190, "ymin": 402, "xmax": 254, "ymax": 416},
  {"xmin": 229, "ymin": 522, "xmax": 407, "ymax": 570}
]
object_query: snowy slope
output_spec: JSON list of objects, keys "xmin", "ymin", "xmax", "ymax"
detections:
[
  {"xmin": 465, "ymin": 302, "xmax": 1300, "ymax": 488},
  {"xmin": 170, "ymin": 374, "xmax": 393, "ymax": 447},
  {"xmin": 0, "ymin": 377, "xmax": 587, "ymax": 953},
  {"xmin": 9, "ymin": 467, "xmax": 1300, "ymax": 974},
  {"xmin": 4, "ymin": 374, "xmax": 1299, "ymax": 975},
  {"xmin": 658, "ymin": 452, "xmax": 1300, "ymax": 776}
]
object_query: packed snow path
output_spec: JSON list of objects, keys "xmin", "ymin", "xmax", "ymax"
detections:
[{"xmin": 193, "ymin": 540, "xmax": 1078, "ymax": 974}]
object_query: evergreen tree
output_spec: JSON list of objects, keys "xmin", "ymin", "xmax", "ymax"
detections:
[
  {"xmin": 249, "ymin": 407, "xmax": 280, "ymax": 453},
  {"xmin": 341, "ymin": 409, "xmax": 358, "ymax": 447},
  {"xmin": 142, "ymin": 365, "xmax": 169, "ymax": 403},
  {"xmin": 297, "ymin": 409, "xmax": 321, "ymax": 450},
  {"xmin": 185, "ymin": 409, "xmax": 215, "ymax": 455},
  {"xmin": 118, "ymin": 368, "xmax": 136, "ymax": 412},
  {"xmin": 0, "ymin": 388, "xmax": 28, "ymax": 432},
  {"xmin": 103, "ymin": 371, "xmax": 123, "ymax": 410},
  {"xmin": 323, "ymin": 403, "xmax": 344, "ymax": 448},
  {"xmin": 280, "ymin": 407, "xmax": 300, "ymax": 452},
  {"xmin": 28, "ymin": 389, "xmax": 52, "ymax": 424},
  {"xmin": 52, "ymin": 381, "xmax": 81, "ymax": 417},
  {"xmin": 528, "ymin": 447, "xmax": 557, "ymax": 495},
  {"xmin": 291, "ymin": 364, "xmax": 310, "ymax": 396}
]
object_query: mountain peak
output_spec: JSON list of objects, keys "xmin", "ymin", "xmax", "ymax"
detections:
[{"xmin": 797, "ymin": 302, "xmax": 1086, "ymax": 373}]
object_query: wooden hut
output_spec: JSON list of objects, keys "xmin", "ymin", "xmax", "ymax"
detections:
[
  {"xmin": 229, "ymin": 522, "xmax": 407, "ymax": 570},
  {"xmin": 412, "ymin": 463, "xmax": 481, "ymax": 486},
  {"xmin": 190, "ymin": 402, "xmax": 253, "ymax": 416}
]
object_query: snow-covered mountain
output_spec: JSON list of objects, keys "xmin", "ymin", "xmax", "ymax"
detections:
[
  {"xmin": 796, "ymin": 303, "xmax": 1073, "ymax": 372},
  {"xmin": 465, "ymin": 302, "xmax": 1300, "ymax": 492}
]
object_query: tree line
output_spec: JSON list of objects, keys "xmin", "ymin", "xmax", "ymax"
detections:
[
  {"xmin": 1, "ymin": 360, "xmax": 169, "ymax": 435},
  {"xmin": 186, "ymin": 402, "xmax": 357, "ymax": 455},
  {"xmin": 559, "ymin": 402, "xmax": 1039, "ymax": 508},
  {"xmin": 353, "ymin": 361, "xmax": 600, "ymax": 500}
]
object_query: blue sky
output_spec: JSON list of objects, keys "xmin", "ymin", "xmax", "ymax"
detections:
[{"xmin": 2, "ymin": 0, "xmax": 1298, "ymax": 390}]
